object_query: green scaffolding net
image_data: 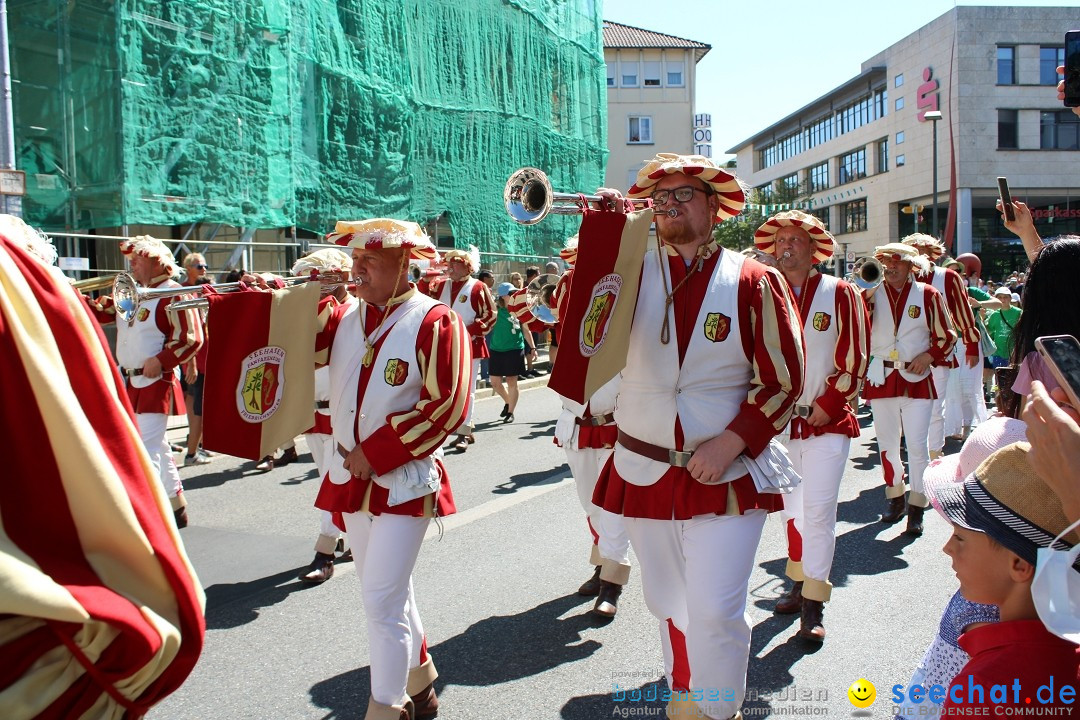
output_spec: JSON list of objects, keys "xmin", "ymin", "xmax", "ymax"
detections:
[{"xmin": 10, "ymin": 0, "xmax": 607, "ymax": 256}]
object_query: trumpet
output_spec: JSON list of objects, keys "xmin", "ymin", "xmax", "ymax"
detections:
[
  {"xmin": 107, "ymin": 271, "xmax": 351, "ymax": 326},
  {"xmin": 848, "ymin": 257, "xmax": 884, "ymax": 291},
  {"xmin": 505, "ymin": 167, "xmax": 668, "ymax": 225},
  {"xmin": 524, "ymin": 272, "xmax": 560, "ymax": 324},
  {"xmin": 71, "ymin": 273, "xmax": 120, "ymax": 291}
]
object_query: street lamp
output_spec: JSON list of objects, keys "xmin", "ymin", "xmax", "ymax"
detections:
[{"xmin": 925, "ymin": 110, "xmax": 942, "ymax": 239}]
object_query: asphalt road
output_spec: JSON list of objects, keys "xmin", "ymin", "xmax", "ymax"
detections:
[{"xmin": 152, "ymin": 382, "xmax": 965, "ymax": 719}]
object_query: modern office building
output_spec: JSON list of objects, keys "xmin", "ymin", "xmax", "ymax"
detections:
[
  {"xmin": 603, "ymin": 21, "xmax": 711, "ymax": 192},
  {"xmin": 727, "ymin": 6, "xmax": 1080, "ymax": 278}
]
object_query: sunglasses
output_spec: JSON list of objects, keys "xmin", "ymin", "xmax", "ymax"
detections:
[
  {"xmin": 193, "ymin": 264, "xmax": 207, "ymax": 270},
  {"xmin": 649, "ymin": 185, "xmax": 714, "ymax": 206}
]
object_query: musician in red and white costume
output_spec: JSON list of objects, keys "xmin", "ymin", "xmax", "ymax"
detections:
[
  {"xmin": 316, "ymin": 219, "xmax": 470, "ymax": 720},
  {"xmin": 292, "ymin": 248, "xmax": 356, "ymax": 584},
  {"xmin": 592, "ymin": 154, "xmax": 804, "ymax": 720},
  {"xmin": 551, "ymin": 236, "xmax": 632, "ymax": 618},
  {"xmin": 84, "ymin": 236, "xmax": 203, "ymax": 528},
  {"xmin": 427, "ymin": 247, "xmax": 495, "ymax": 452},
  {"xmin": 901, "ymin": 234, "xmax": 981, "ymax": 459},
  {"xmin": 862, "ymin": 243, "xmax": 955, "ymax": 537},
  {"xmin": 754, "ymin": 210, "xmax": 870, "ymax": 643}
]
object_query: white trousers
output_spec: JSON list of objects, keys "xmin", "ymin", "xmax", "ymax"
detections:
[
  {"xmin": 871, "ymin": 396, "xmax": 933, "ymax": 506},
  {"xmin": 135, "ymin": 412, "xmax": 181, "ymax": 499},
  {"xmin": 564, "ymin": 445, "xmax": 630, "ymax": 583},
  {"xmin": 945, "ymin": 354, "xmax": 989, "ymax": 432},
  {"xmin": 308, "ymin": 432, "xmax": 343, "ymax": 554},
  {"xmin": 343, "ymin": 512, "xmax": 429, "ymax": 707},
  {"xmin": 625, "ymin": 511, "xmax": 767, "ymax": 720},
  {"xmin": 779, "ymin": 433, "xmax": 850, "ymax": 602},
  {"xmin": 928, "ymin": 366, "xmax": 951, "ymax": 452},
  {"xmin": 463, "ymin": 358, "xmax": 480, "ymax": 432}
]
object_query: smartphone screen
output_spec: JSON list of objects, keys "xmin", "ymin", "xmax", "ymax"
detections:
[
  {"xmin": 997, "ymin": 177, "xmax": 1014, "ymax": 222},
  {"xmin": 1035, "ymin": 334, "xmax": 1080, "ymax": 409},
  {"xmin": 1066, "ymin": 31, "xmax": 1080, "ymax": 107}
]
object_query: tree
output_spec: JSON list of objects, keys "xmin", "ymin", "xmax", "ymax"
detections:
[{"xmin": 713, "ymin": 178, "xmax": 816, "ymax": 252}]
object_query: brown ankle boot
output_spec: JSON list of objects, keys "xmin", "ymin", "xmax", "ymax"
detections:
[
  {"xmin": 880, "ymin": 495, "xmax": 907, "ymax": 524},
  {"xmin": 905, "ymin": 505, "xmax": 925, "ymax": 536},
  {"xmin": 592, "ymin": 580, "xmax": 622, "ymax": 617},
  {"xmin": 797, "ymin": 599, "xmax": 825, "ymax": 643},
  {"xmin": 774, "ymin": 581, "xmax": 803, "ymax": 614},
  {"xmin": 577, "ymin": 566, "xmax": 602, "ymax": 596},
  {"xmin": 410, "ymin": 683, "xmax": 438, "ymax": 720}
]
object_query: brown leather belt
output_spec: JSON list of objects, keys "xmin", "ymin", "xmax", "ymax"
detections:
[
  {"xmin": 337, "ymin": 443, "xmax": 350, "ymax": 459},
  {"xmin": 576, "ymin": 412, "xmax": 615, "ymax": 427},
  {"xmin": 315, "ymin": 400, "xmax": 330, "ymax": 409},
  {"xmin": 121, "ymin": 367, "xmax": 144, "ymax": 377},
  {"xmin": 882, "ymin": 360, "xmax": 908, "ymax": 369},
  {"xmin": 616, "ymin": 430, "xmax": 693, "ymax": 468},
  {"xmin": 792, "ymin": 404, "xmax": 814, "ymax": 419}
]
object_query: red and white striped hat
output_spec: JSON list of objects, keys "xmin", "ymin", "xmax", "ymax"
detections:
[
  {"xmin": 327, "ymin": 218, "xmax": 439, "ymax": 262},
  {"xmin": 753, "ymin": 210, "xmax": 835, "ymax": 262},
  {"xmin": 291, "ymin": 247, "xmax": 352, "ymax": 276},
  {"xmin": 120, "ymin": 235, "xmax": 178, "ymax": 276},
  {"xmin": 559, "ymin": 234, "xmax": 579, "ymax": 265},
  {"xmin": 627, "ymin": 153, "xmax": 746, "ymax": 223}
]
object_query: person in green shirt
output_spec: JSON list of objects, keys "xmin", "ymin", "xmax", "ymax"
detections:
[
  {"xmin": 986, "ymin": 287, "xmax": 1021, "ymax": 369},
  {"xmin": 488, "ymin": 282, "xmax": 537, "ymax": 423}
]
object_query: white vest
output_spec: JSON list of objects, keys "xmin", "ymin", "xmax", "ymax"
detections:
[
  {"xmin": 439, "ymin": 277, "xmax": 479, "ymax": 327},
  {"xmin": 326, "ymin": 293, "xmax": 443, "ymax": 505},
  {"xmin": 795, "ymin": 274, "xmax": 842, "ymax": 407},
  {"xmin": 115, "ymin": 293, "xmax": 173, "ymax": 390},
  {"xmin": 556, "ymin": 374, "xmax": 621, "ymax": 448},
  {"xmin": 614, "ymin": 248, "xmax": 753, "ymax": 486},
  {"xmin": 869, "ymin": 280, "xmax": 933, "ymax": 383},
  {"xmin": 316, "ymin": 296, "xmax": 356, "ymax": 417}
]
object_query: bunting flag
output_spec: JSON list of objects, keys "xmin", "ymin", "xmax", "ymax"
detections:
[
  {"xmin": 202, "ymin": 282, "xmax": 320, "ymax": 460},
  {"xmin": 548, "ymin": 208, "xmax": 652, "ymax": 404},
  {"xmin": 0, "ymin": 235, "xmax": 204, "ymax": 716}
]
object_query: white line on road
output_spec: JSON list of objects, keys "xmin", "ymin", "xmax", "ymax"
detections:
[{"xmin": 424, "ymin": 472, "xmax": 573, "ymax": 540}]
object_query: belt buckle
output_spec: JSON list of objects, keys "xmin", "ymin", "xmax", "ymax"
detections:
[
  {"xmin": 794, "ymin": 405, "xmax": 812, "ymax": 419},
  {"xmin": 668, "ymin": 449, "xmax": 693, "ymax": 468}
]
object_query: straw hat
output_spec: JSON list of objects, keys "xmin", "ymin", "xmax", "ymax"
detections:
[
  {"xmin": 560, "ymin": 234, "xmax": 579, "ymax": 265},
  {"xmin": 120, "ymin": 235, "xmax": 178, "ymax": 276},
  {"xmin": 753, "ymin": 210, "xmax": 835, "ymax": 262},
  {"xmin": 0, "ymin": 214, "xmax": 56, "ymax": 266},
  {"xmin": 326, "ymin": 219, "xmax": 438, "ymax": 262},
  {"xmin": 627, "ymin": 153, "xmax": 746, "ymax": 223},
  {"xmin": 873, "ymin": 242, "xmax": 931, "ymax": 275},
  {"xmin": 443, "ymin": 248, "xmax": 477, "ymax": 273},
  {"xmin": 901, "ymin": 233, "xmax": 946, "ymax": 260},
  {"xmin": 291, "ymin": 248, "xmax": 352, "ymax": 276}
]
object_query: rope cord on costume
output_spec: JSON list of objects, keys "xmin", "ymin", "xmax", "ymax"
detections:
[{"xmin": 657, "ymin": 236, "xmax": 704, "ymax": 345}]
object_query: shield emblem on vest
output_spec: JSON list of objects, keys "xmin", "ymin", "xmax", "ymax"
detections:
[
  {"xmin": 704, "ymin": 312, "xmax": 731, "ymax": 342},
  {"xmin": 242, "ymin": 361, "xmax": 280, "ymax": 416},
  {"xmin": 812, "ymin": 312, "xmax": 832, "ymax": 332},
  {"xmin": 908, "ymin": 305, "xmax": 921, "ymax": 319},
  {"xmin": 459, "ymin": 294, "xmax": 467, "ymax": 304},
  {"xmin": 136, "ymin": 307, "xmax": 150, "ymax": 323},
  {"xmin": 384, "ymin": 358, "xmax": 409, "ymax": 386},
  {"xmin": 582, "ymin": 292, "xmax": 615, "ymax": 350}
]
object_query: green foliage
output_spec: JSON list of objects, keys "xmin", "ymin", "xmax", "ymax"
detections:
[{"xmin": 713, "ymin": 178, "xmax": 815, "ymax": 252}]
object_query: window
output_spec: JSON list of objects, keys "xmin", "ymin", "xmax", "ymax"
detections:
[
  {"xmin": 666, "ymin": 61, "xmax": 684, "ymax": 86},
  {"xmin": 839, "ymin": 199, "xmax": 868, "ymax": 234},
  {"xmin": 998, "ymin": 109, "xmax": 1018, "ymax": 149},
  {"xmin": 780, "ymin": 173, "xmax": 800, "ymax": 194},
  {"xmin": 896, "ymin": 154, "xmax": 906, "ymax": 167},
  {"xmin": 810, "ymin": 163, "xmax": 829, "ymax": 192},
  {"xmin": 810, "ymin": 208, "xmax": 830, "ymax": 231},
  {"xmin": 621, "ymin": 62, "xmax": 638, "ymax": 87},
  {"xmin": 643, "ymin": 61, "xmax": 661, "ymax": 87},
  {"xmin": 896, "ymin": 130, "xmax": 905, "ymax": 144},
  {"xmin": 838, "ymin": 148, "xmax": 867, "ymax": 184},
  {"xmin": 895, "ymin": 73, "xmax": 904, "ymax": 87},
  {"xmin": 1041, "ymin": 47, "xmax": 1065, "ymax": 85},
  {"xmin": 606, "ymin": 62, "xmax": 616, "ymax": 87},
  {"xmin": 878, "ymin": 138, "xmax": 889, "ymax": 174},
  {"xmin": 895, "ymin": 96, "xmax": 905, "ymax": 111},
  {"xmin": 998, "ymin": 46, "xmax": 1016, "ymax": 85},
  {"xmin": 628, "ymin": 115, "xmax": 652, "ymax": 144},
  {"xmin": 1040, "ymin": 110, "xmax": 1080, "ymax": 149},
  {"xmin": 757, "ymin": 184, "xmax": 774, "ymax": 200}
]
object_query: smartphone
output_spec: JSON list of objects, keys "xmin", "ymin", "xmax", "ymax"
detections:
[
  {"xmin": 1035, "ymin": 334, "xmax": 1080, "ymax": 410},
  {"xmin": 997, "ymin": 177, "xmax": 1015, "ymax": 222},
  {"xmin": 1066, "ymin": 30, "xmax": 1080, "ymax": 108}
]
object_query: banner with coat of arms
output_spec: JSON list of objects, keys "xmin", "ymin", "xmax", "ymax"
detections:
[
  {"xmin": 202, "ymin": 282, "xmax": 321, "ymax": 460},
  {"xmin": 548, "ymin": 208, "xmax": 652, "ymax": 404}
]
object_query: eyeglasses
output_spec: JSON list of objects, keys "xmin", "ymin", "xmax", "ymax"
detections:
[
  {"xmin": 194, "ymin": 264, "xmax": 207, "ymax": 269},
  {"xmin": 649, "ymin": 185, "xmax": 713, "ymax": 206}
]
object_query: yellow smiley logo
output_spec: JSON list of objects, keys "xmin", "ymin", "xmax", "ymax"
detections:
[{"xmin": 847, "ymin": 678, "xmax": 876, "ymax": 709}]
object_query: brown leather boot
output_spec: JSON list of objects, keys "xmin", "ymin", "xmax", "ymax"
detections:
[
  {"xmin": 905, "ymin": 505, "xmax": 925, "ymax": 536},
  {"xmin": 797, "ymin": 599, "xmax": 825, "ymax": 643},
  {"xmin": 577, "ymin": 566, "xmax": 602, "ymax": 596},
  {"xmin": 298, "ymin": 552, "xmax": 335, "ymax": 583},
  {"xmin": 276, "ymin": 446, "xmax": 299, "ymax": 466},
  {"xmin": 592, "ymin": 580, "xmax": 622, "ymax": 617},
  {"xmin": 880, "ymin": 495, "xmax": 907, "ymax": 524},
  {"xmin": 410, "ymin": 683, "xmax": 438, "ymax": 720},
  {"xmin": 774, "ymin": 581, "xmax": 803, "ymax": 614}
]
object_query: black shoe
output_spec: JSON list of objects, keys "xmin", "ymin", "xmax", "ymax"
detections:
[
  {"xmin": 276, "ymin": 447, "xmax": 299, "ymax": 467},
  {"xmin": 881, "ymin": 495, "xmax": 907, "ymax": 524},
  {"xmin": 173, "ymin": 506, "xmax": 189, "ymax": 529},
  {"xmin": 503, "ymin": 412, "xmax": 514, "ymax": 423},
  {"xmin": 905, "ymin": 505, "xmax": 925, "ymax": 536},
  {"xmin": 578, "ymin": 566, "xmax": 602, "ymax": 596},
  {"xmin": 500, "ymin": 403, "xmax": 509, "ymax": 417}
]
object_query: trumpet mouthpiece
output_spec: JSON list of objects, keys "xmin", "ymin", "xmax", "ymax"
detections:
[
  {"xmin": 664, "ymin": 209, "xmax": 678, "ymax": 218},
  {"xmin": 781, "ymin": 251, "xmax": 793, "ymax": 259}
]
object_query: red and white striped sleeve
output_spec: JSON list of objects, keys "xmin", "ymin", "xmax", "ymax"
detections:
[
  {"xmin": 731, "ymin": 265, "xmax": 805, "ymax": 456},
  {"xmin": 468, "ymin": 280, "xmax": 497, "ymax": 336},
  {"xmin": 941, "ymin": 267, "xmax": 981, "ymax": 357},
  {"xmin": 925, "ymin": 284, "xmax": 958, "ymax": 364},
  {"xmin": 156, "ymin": 295, "xmax": 203, "ymax": 371},
  {"xmin": 816, "ymin": 280, "xmax": 870, "ymax": 417},
  {"xmin": 361, "ymin": 304, "xmax": 472, "ymax": 474}
]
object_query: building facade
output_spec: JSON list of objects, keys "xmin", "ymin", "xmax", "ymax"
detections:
[
  {"xmin": 603, "ymin": 21, "xmax": 710, "ymax": 192},
  {"xmin": 728, "ymin": 6, "xmax": 1080, "ymax": 279}
]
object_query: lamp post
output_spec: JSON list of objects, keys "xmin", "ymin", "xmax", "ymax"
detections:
[{"xmin": 925, "ymin": 110, "xmax": 942, "ymax": 239}]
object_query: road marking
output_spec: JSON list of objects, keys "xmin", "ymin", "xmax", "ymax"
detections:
[{"xmin": 425, "ymin": 472, "xmax": 573, "ymax": 540}]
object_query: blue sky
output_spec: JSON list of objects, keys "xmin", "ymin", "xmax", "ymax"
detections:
[{"xmin": 601, "ymin": 0, "xmax": 1080, "ymax": 158}]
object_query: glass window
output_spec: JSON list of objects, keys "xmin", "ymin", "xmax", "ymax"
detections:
[
  {"xmin": 811, "ymin": 208, "xmax": 830, "ymax": 231},
  {"xmin": 838, "ymin": 148, "xmax": 867, "ymax": 185},
  {"xmin": 998, "ymin": 109, "xmax": 1018, "ymax": 149},
  {"xmin": 628, "ymin": 115, "xmax": 652, "ymax": 144},
  {"xmin": 1041, "ymin": 110, "xmax": 1080, "ymax": 150},
  {"xmin": 895, "ymin": 73, "xmax": 904, "ymax": 87},
  {"xmin": 666, "ymin": 61, "xmax": 684, "ymax": 86},
  {"xmin": 839, "ymin": 199, "xmax": 868, "ymax": 234},
  {"xmin": 606, "ymin": 61, "xmax": 616, "ymax": 87},
  {"xmin": 643, "ymin": 61, "xmax": 661, "ymax": 87},
  {"xmin": 998, "ymin": 46, "xmax": 1016, "ymax": 85},
  {"xmin": 895, "ymin": 96, "xmax": 905, "ymax": 111},
  {"xmin": 810, "ymin": 163, "xmax": 829, "ymax": 192},
  {"xmin": 896, "ymin": 154, "xmax": 906, "ymax": 167},
  {"xmin": 896, "ymin": 130, "xmax": 905, "ymax": 144},
  {"xmin": 1041, "ymin": 47, "xmax": 1065, "ymax": 85},
  {"xmin": 878, "ymin": 138, "xmax": 889, "ymax": 174},
  {"xmin": 621, "ymin": 62, "xmax": 639, "ymax": 87},
  {"xmin": 780, "ymin": 173, "xmax": 800, "ymax": 194}
]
